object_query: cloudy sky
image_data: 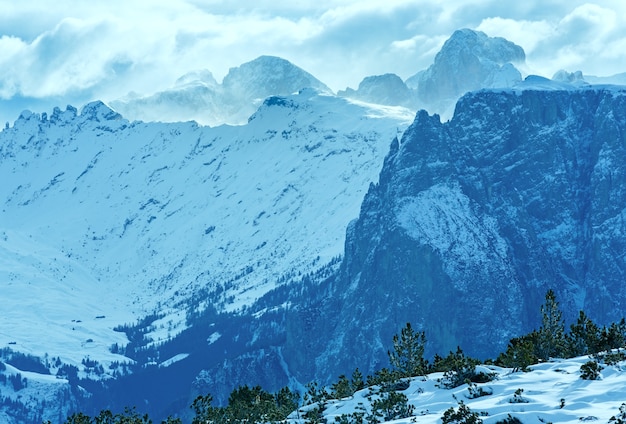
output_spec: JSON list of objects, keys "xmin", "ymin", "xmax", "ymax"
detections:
[{"xmin": 1, "ymin": 0, "xmax": 625, "ymax": 124}]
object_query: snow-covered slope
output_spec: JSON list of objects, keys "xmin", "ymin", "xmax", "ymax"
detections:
[
  {"xmin": 0, "ymin": 91, "xmax": 412, "ymax": 371},
  {"xmin": 291, "ymin": 355, "xmax": 626, "ymax": 424}
]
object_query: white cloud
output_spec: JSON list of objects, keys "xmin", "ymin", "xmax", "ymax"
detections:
[
  {"xmin": 476, "ymin": 18, "xmax": 554, "ymax": 55},
  {"xmin": 390, "ymin": 34, "xmax": 448, "ymax": 65},
  {"xmin": 0, "ymin": 0, "xmax": 625, "ymax": 124},
  {"xmin": 475, "ymin": 3, "xmax": 626, "ymax": 77}
]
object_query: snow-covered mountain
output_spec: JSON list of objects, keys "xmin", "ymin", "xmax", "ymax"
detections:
[
  {"xmin": 0, "ymin": 91, "xmax": 411, "ymax": 364},
  {"xmin": 0, "ymin": 90, "xmax": 412, "ymax": 422},
  {"xmin": 3, "ymin": 27, "xmax": 626, "ymax": 424},
  {"xmin": 87, "ymin": 80, "xmax": 626, "ymax": 423},
  {"xmin": 114, "ymin": 30, "xmax": 527, "ymax": 129},
  {"xmin": 337, "ymin": 29, "xmax": 526, "ymax": 121},
  {"xmin": 111, "ymin": 56, "xmax": 331, "ymax": 126}
]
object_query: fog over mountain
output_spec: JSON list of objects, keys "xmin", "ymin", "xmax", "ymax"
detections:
[{"xmin": 111, "ymin": 56, "xmax": 331, "ymax": 126}]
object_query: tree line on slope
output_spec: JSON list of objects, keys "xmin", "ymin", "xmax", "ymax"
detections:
[{"xmin": 47, "ymin": 290, "xmax": 626, "ymax": 424}]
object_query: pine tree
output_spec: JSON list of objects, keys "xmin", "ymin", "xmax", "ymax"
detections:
[
  {"xmin": 496, "ymin": 333, "xmax": 538, "ymax": 372},
  {"xmin": 271, "ymin": 387, "xmax": 300, "ymax": 421},
  {"xmin": 441, "ymin": 400, "xmax": 482, "ymax": 424},
  {"xmin": 433, "ymin": 347, "xmax": 481, "ymax": 388},
  {"xmin": 351, "ymin": 368, "xmax": 365, "ymax": 393},
  {"xmin": 537, "ymin": 290, "xmax": 566, "ymax": 360},
  {"xmin": 388, "ymin": 322, "xmax": 427, "ymax": 377},
  {"xmin": 601, "ymin": 319, "xmax": 626, "ymax": 351},
  {"xmin": 331, "ymin": 375, "xmax": 352, "ymax": 399},
  {"xmin": 191, "ymin": 394, "xmax": 219, "ymax": 424},
  {"xmin": 369, "ymin": 391, "xmax": 414, "ymax": 423},
  {"xmin": 566, "ymin": 310, "xmax": 601, "ymax": 357},
  {"xmin": 64, "ymin": 412, "xmax": 92, "ymax": 424},
  {"xmin": 365, "ymin": 367, "xmax": 398, "ymax": 390},
  {"xmin": 304, "ymin": 381, "xmax": 328, "ymax": 405}
]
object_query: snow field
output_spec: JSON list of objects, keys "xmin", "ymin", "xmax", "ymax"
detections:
[{"xmin": 291, "ymin": 356, "xmax": 626, "ymax": 424}]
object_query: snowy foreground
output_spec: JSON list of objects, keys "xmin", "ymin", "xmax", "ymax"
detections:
[{"xmin": 291, "ymin": 356, "xmax": 626, "ymax": 424}]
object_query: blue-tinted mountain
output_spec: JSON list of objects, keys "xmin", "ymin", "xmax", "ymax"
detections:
[
  {"xmin": 303, "ymin": 83, "xmax": 626, "ymax": 374},
  {"xmin": 407, "ymin": 29, "xmax": 525, "ymax": 117},
  {"xmin": 0, "ymin": 91, "xmax": 412, "ymax": 423},
  {"xmin": 339, "ymin": 30, "xmax": 525, "ymax": 119},
  {"xmin": 337, "ymin": 73, "xmax": 416, "ymax": 108},
  {"xmin": 4, "ymin": 31, "xmax": 626, "ymax": 424}
]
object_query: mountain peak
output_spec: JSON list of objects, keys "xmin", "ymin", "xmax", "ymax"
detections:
[
  {"xmin": 411, "ymin": 29, "xmax": 525, "ymax": 113},
  {"xmin": 338, "ymin": 73, "xmax": 415, "ymax": 107},
  {"xmin": 175, "ymin": 69, "xmax": 219, "ymax": 88},
  {"xmin": 80, "ymin": 101, "xmax": 123, "ymax": 122},
  {"xmin": 110, "ymin": 56, "xmax": 332, "ymax": 126},
  {"xmin": 222, "ymin": 55, "xmax": 332, "ymax": 100},
  {"xmin": 445, "ymin": 28, "xmax": 525, "ymax": 64}
]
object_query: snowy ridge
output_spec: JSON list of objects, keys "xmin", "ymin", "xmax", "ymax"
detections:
[{"xmin": 291, "ymin": 356, "xmax": 626, "ymax": 424}]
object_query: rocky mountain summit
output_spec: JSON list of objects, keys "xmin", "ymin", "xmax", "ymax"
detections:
[
  {"xmin": 409, "ymin": 28, "xmax": 525, "ymax": 115},
  {"xmin": 340, "ymin": 29, "xmax": 526, "ymax": 119},
  {"xmin": 337, "ymin": 74, "xmax": 416, "ymax": 108}
]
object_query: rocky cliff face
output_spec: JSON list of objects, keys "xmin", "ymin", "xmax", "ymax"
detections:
[{"xmin": 292, "ymin": 86, "xmax": 626, "ymax": 375}]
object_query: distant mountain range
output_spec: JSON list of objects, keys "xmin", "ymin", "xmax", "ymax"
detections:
[{"xmin": 110, "ymin": 29, "xmax": 527, "ymax": 125}]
